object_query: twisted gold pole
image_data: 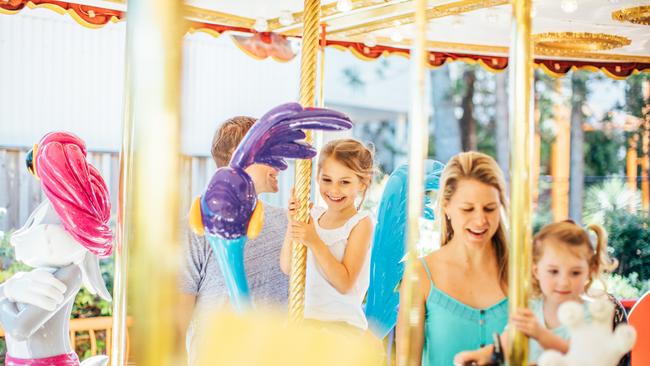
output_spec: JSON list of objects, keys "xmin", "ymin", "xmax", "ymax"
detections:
[
  {"xmin": 400, "ymin": 0, "xmax": 428, "ymax": 364},
  {"xmin": 508, "ymin": 0, "xmax": 533, "ymax": 364},
  {"xmin": 289, "ymin": 0, "xmax": 321, "ymax": 322},
  {"xmin": 126, "ymin": 0, "xmax": 185, "ymax": 364}
]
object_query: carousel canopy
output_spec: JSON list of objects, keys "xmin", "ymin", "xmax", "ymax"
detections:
[{"xmin": 2, "ymin": 0, "xmax": 649, "ymax": 77}]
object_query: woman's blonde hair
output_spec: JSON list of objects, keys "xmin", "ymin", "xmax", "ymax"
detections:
[
  {"xmin": 532, "ymin": 221, "xmax": 618, "ymax": 296},
  {"xmin": 318, "ymin": 139, "xmax": 374, "ymax": 208},
  {"xmin": 437, "ymin": 151, "xmax": 509, "ymax": 287}
]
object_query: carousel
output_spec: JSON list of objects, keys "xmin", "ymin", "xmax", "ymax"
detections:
[{"xmin": 0, "ymin": 0, "xmax": 649, "ymax": 365}]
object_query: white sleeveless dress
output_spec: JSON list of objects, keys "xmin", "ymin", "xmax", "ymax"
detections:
[{"xmin": 303, "ymin": 206, "xmax": 373, "ymax": 330}]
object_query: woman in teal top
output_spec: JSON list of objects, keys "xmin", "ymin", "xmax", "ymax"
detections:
[{"xmin": 397, "ymin": 152, "xmax": 510, "ymax": 366}]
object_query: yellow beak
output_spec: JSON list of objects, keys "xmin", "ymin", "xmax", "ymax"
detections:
[
  {"xmin": 246, "ymin": 202, "xmax": 264, "ymax": 239},
  {"xmin": 189, "ymin": 196, "xmax": 205, "ymax": 235}
]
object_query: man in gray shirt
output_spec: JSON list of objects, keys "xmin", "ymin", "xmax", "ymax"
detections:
[{"xmin": 178, "ymin": 116, "xmax": 288, "ymax": 364}]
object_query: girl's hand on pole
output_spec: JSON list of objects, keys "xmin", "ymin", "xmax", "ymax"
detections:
[
  {"xmin": 288, "ymin": 214, "xmax": 318, "ymax": 248},
  {"xmin": 510, "ymin": 307, "xmax": 542, "ymax": 339}
]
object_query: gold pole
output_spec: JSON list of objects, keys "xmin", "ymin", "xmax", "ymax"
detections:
[
  {"xmin": 400, "ymin": 0, "xmax": 428, "ymax": 364},
  {"xmin": 508, "ymin": 0, "xmax": 533, "ymax": 364},
  {"xmin": 111, "ymin": 60, "xmax": 133, "ymax": 366},
  {"xmin": 126, "ymin": 0, "xmax": 185, "ymax": 364},
  {"xmin": 289, "ymin": 0, "xmax": 321, "ymax": 322}
]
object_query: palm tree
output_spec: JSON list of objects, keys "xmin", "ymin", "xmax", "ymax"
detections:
[{"xmin": 583, "ymin": 179, "xmax": 641, "ymax": 225}]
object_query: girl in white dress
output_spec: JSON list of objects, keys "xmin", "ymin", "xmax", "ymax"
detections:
[{"xmin": 281, "ymin": 139, "xmax": 374, "ymax": 331}]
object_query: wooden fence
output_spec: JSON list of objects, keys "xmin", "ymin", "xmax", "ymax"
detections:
[{"xmin": 0, "ymin": 146, "xmax": 215, "ymax": 232}]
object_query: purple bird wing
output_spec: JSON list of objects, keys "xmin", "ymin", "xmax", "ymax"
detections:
[
  {"xmin": 200, "ymin": 167, "xmax": 256, "ymax": 239},
  {"xmin": 230, "ymin": 102, "xmax": 353, "ymax": 170}
]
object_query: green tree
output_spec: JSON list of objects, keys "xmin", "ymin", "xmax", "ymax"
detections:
[{"xmin": 604, "ymin": 210, "xmax": 650, "ymax": 279}]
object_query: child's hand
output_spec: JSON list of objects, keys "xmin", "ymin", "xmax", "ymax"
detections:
[
  {"xmin": 288, "ymin": 217, "xmax": 320, "ymax": 248},
  {"xmin": 287, "ymin": 188, "xmax": 312, "ymax": 219},
  {"xmin": 510, "ymin": 308, "xmax": 543, "ymax": 339},
  {"xmin": 453, "ymin": 347, "xmax": 491, "ymax": 366}
]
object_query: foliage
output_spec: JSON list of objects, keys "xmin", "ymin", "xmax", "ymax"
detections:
[
  {"xmin": 583, "ymin": 179, "xmax": 641, "ymax": 225},
  {"xmin": 584, "ymin": 132, "xmax": 626, "ymax": 178},
  {"xmin": 623, "ymin": 73, "xmax": 650, "ymax": 118},
  {"xmin": 533, "ymin": 177, "xmax": 553, "ymax": 234},
  {"xmin": 603, "ymin": 209, "xmax": 650, "ymax": 280},
  {"xmin": 601, "ymin": 272, "xmax": 650, "ymax": 299},
  {"xmin": 534, "ymin": 71, "xmax": 565, "ymax": 176}
]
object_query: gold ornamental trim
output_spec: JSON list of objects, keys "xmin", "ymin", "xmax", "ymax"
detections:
[
  {"xmin": 332, "ymin": 0, "xmax": 508, "ymax": 37},
  {"xmin": 363, "ymin": 36, "xmax": 650, "ymax": 64},
  {"xmin": 184, "ymin": 5, "xmax": 256, "ymax": 29},
  {"xmin": 268, "ymin": 0, "xmax": 404, "ymax": 34},
  {"xmin": 533, "ymin": 32, "xmax": 631, "ymax": 53},
  {"xmin": 612, "ymin": 6, "xmax": 650, "ymax": 26}
]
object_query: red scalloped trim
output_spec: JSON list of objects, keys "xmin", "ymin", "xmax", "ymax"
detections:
[{"xmin": 0, "ymin": 0, "xmax": 124, "ymax": 25}]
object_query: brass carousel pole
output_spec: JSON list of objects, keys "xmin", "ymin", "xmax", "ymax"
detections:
[
  {"xmin": 400, "ymin": 0, "xmax": 428, "ymax": 364},
  {"xmin": 125, "ymin": 0, "xmax": 185, "ymax": 364},
  {"xmin": 289, "ymin": 0, "xmax": 321, "ymax": 322},
  {"xmin": 111, "ymin": 60, "xmax": 132, "ymax": 366},
  {"xmin": 508, "ymin": 0, "xmax": 534, "ymax": 364}
]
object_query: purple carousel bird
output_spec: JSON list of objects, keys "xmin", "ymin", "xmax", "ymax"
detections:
[{"xmin": 189, "ymin": 102, "xmax": 353, "ymax": 311}]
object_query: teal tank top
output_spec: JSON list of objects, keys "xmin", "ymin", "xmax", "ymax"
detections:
[{"xmin": 420, "ymin": 258, "xmax": 509, "ymax": 366}]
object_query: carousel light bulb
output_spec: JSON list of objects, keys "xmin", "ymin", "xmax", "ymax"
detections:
[
  {"xmin": 364, "ymin": 34, "xmax": 378, "ymax": 47},
  {"xmin": 337, "ymin": 0, "xmax": 353, "ymax": 12},
  {"xmin": 390, "ymin": 30, "xmax": 403, "ymax": 43},
  {"xmin": 560, "ymin": 0, "xmax": 578, "ymax": 13},
  {"xmin": 279, "ymin": 10, "xmax": 294, "ymax": 26},
  {"xmin": 254, "ymin": 18, "xmax": 268, "ymax": 32}
]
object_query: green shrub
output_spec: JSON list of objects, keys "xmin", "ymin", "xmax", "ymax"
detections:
[{"xmin": 603, "ymin": 209, "xmax": 650, "ymax": 280}]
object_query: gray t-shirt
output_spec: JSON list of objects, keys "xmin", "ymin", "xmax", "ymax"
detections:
[{"xmin": 180, "ymin": 204, "xmax": 288, "ymax": 363}]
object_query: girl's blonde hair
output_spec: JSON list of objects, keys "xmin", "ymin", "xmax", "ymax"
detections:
[
  {"xmin": 437, "ymin": 151, "xmax": 509, "ymax": 287},
  {"xmin": 532, "ymin": 221, "xmax": 618, "ymax": 296},
  {"xmin": 318, "ymin": 139, "xmax": 374, "ymax": 208}
]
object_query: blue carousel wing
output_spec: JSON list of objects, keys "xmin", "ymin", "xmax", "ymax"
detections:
[{"xmin": 365, "ymin": 159, "xmax": 444, "ymax": 339}]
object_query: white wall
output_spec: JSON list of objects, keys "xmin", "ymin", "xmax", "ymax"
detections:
[
  {"xmin": 0, "ymin": 8, "xmax": 126, "ymax": 151},
  {"xmin": 0, "ymin": 9, "xmax": 301, "ymax": 157}
]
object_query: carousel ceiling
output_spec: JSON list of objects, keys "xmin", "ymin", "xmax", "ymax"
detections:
[
  {"xmin": 2, "ymin": 0, "xmax": 649, "ymax": 75},
  {"xmin": 177, "ymin": 0, "xmax": 650, "ymax": 63}
]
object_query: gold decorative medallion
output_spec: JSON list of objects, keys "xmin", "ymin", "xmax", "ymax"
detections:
[
  {"xmin": 533, "ymin": 32, "xmax": 631, "ymax": 54},
  {"xmin": 612, "ymin": 6, "xmax": 650, "ymax": 26}
]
